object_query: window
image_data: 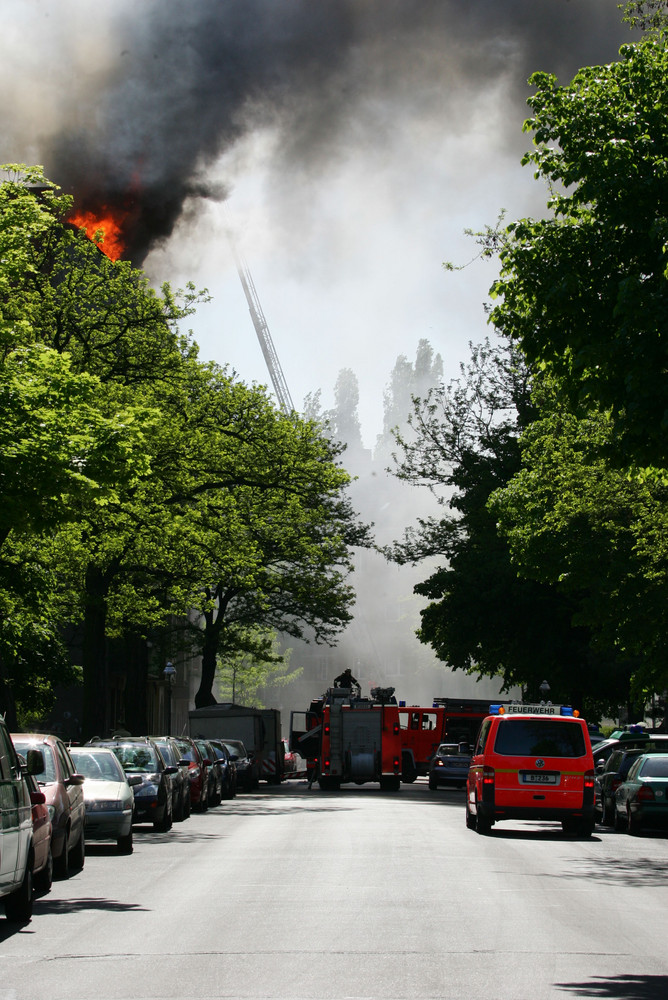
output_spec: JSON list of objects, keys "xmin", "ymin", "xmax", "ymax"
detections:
[
  {"xmin": 639, "ymin": 756, "xmax": 668, "ymax": 778},
  {"xmin": 494, "ymin": 720, "xmax": 587, "ymax": 758}
]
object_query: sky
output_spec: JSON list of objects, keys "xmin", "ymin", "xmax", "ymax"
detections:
[{"xmin": 1, "ymin": 0, "xmax": 632, "ymax": 451}]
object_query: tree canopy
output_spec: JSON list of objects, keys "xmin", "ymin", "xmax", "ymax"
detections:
[{"xmin": 490, "ymin": 36, "xmax": 668, "ymax": 471}]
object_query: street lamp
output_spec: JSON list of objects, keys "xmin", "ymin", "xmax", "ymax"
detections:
[
  {"xmin": 539, "ymin": 679, "xmax": 551, "ymax": 704},
  {"xmin": 163, "ymin": 661, "xmax": 177, "ymax": 735}
]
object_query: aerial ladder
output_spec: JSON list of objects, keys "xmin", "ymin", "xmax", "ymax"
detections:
[{"xmin": 224, "ymin": 215, "xmax": 295, "ymax": 416}]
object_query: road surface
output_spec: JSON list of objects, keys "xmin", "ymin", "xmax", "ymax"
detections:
[{"xmin": 1, "ymin": 780, "xmax": 667, "ymax": 999}]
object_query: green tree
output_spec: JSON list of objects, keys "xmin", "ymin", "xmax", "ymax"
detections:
[
  {"xmin": 490, "ymin": 37, "xmax": 668, "ymax": 470},
  {"xmin": 489, "ymin": 379, "xmax": 668, "ymax": 708},
  {"xmin": 215, "ymin": 630, "xmax": 300, "ymax": 708},
  {"xmin": 387, "ymin": 341, "xmax": 628, "ymax": 715}
]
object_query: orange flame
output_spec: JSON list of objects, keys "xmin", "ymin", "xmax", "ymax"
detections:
[{"xmin": 68, "ymin": 206, "xmax": 128, "ymax": 261}]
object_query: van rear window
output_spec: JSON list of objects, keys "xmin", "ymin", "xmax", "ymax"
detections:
[{"xmin": 493, "ymin": 720, "xmax": 586, "ymax": 758}]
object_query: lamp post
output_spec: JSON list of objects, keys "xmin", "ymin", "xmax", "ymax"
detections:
[
  {"xmin": 163, "ymin": 661, "xmax": 177, "ymax": 735},
  {"xmin": 539, "ymin": 679, "xmax": 551, "ymax": 704}
]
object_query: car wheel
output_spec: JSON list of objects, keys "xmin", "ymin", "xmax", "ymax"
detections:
[
  {"xmin": 34, "ymin": 845, "xmax": 53, "ymax": 894},
  {"xmin": 600, "ymin": 797, "xmax": 613, "ymax": 827},
  {"xmin": 4, "ymin": 860, "xmax": 33, "ymax": 923},
  {"xmin": 117, "ymin": 830, "xmax": 133, "ymax": 854},
  {"xmin": 70, "ymin": 830, "xmax": 85, "ymax": 872},
  {"xmin": 475, "ymin": 802, "xmax": 492, "ymax": 835},
  {"xmin": 428, "ymin": 776, "xmax": 437, "ymax": 790},
  {"xmin": 53, "ymin": 832, "xmax": 70, "ymax": 880},
  {"xmin": 154, "ymin": 801, "xmax": 172, "ymax": 833},
  {"xmin": 627, "ymin": 807, "xmax": 642, "ymax": 836},
  {"xmin": 613, "ymin": 806, "xmax": 626, "ymax": 831}
]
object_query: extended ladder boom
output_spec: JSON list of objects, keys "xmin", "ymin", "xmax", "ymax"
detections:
[{"xmin": 226, "ymin": 225, "xmax": 295, "ymax": 415}]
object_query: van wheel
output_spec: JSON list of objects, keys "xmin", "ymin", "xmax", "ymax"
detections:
[
  {"xmin": 475, "ymin": 804, "xmax": 492, "ymax": 835},
  {"xmin": 465, "ymin": 802, "xmax": 476, "ymax": 830},
  {"xmin": 4, "ymin": 862, "xmax": 33, "ymax": 923}
]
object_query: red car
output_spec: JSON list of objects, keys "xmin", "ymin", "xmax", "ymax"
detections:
[
  {"xmin": 173, "ymin": 737, "xmax": 209, "ymax": 813},
  {"xmin": 12, "ymin": 733, "xmax": 86, "ymax": 879},
  {"xmin": 26, "ymin": 772, "xmax": 52, "ymax": 894}
]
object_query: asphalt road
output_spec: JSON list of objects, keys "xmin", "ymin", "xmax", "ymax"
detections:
[{"xmin": 1, "ymin": 779, "xmax": 667, "ymax": 1000}]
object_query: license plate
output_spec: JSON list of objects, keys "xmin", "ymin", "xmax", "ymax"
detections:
[{"xmin": 520, "ymin": 771, "xmax": 559, "ymax": 785}]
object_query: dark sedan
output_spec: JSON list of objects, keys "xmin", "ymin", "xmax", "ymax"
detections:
[
  {"xmin": 222, "ymin": 739, "xmax": 259, "ymax": 792},
  {"xmin": 428, "ymin": 742, "xmax": 471, "ymax": 790},
  {"xmin": 89, "ymin": 737, "xmax": 177, "ymax": 832},
  {"xmin": 595, "ymin": 748, "xmax": 649, "ymax": 826},
  {"xmin": 208, "ymin": 739, "xmax": 237, "ymax": 800},
  {"xmin": 151, "ymin": 736, "xmax": 191, "ymax": 822},
  {"xmin": 614, "ymin": 753, "xmax": 668, "ymax": 835}
]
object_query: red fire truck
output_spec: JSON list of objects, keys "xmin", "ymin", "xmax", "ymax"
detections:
[
  {"xmin": 289, "ymin": 686, "xmax": 402, "ymax": 791},
  {"xmin": 399, "ymin": 698, "xmax": 494, "ymax": 782}
]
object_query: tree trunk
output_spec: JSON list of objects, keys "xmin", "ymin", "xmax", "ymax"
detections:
[
  {"xmin": 195, "ymin": 610, "xmax": 219, "ymax": 709},
  {"xmin": 0, "ymin": 653, "xmax": 18, "ymax": 731},
  {"xmin": 122, "ymin": 632, "xmax": 149, "ymax": 736},
  {"xmin": 81, "ymin": 563, "xmax": 110, "ymax": 742}
]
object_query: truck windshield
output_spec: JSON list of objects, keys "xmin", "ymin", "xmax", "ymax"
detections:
[{"xmin": 494, "ymin": 720, "xmax": 586, "ymax": 758}]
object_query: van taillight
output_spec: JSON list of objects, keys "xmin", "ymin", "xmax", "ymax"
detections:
[
  {"xmin": 393, "ymin": 757, "xmax": 400, "ymax": 771},
  {"xmin": 482, "ymin": 766, "xmax": 495, "ymax": 785},
  {"xmin": 584, "ymin": 769, "xmax": 595, "ymax": 789},
  {"xmin": 324, "ymin": 724, "xmax": 330, "ymax": 735}
]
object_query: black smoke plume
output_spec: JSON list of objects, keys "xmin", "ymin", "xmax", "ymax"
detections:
[{"xmin": 10, "ymin": 0, "xmax": 629, "ymax": 263}]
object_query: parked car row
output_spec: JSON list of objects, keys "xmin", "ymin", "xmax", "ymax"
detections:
[
  {"xmin": 1, "ymin": 726, "xmax": 256, "ymax": 924},
  {"xmin": 594, "ymin": 750, "xmax": 668, "ymax": 835}
]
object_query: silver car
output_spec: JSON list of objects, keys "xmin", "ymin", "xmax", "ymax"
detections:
[{"xmin": 69, "ymin": 747, "xmax": 137, "ymax": 854}]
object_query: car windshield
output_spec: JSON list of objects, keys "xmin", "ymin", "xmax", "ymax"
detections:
[
  {"xmin": 108, "ymin": 744, "xmax": 159, "ymax": 772},
  {"xmin": 13, "ymin": 740, "xmax": 56, "ymax": 782},
  {"xmin": 494, "ymin": 720, "xmax": 587, "ymax": 758},
  {"xmin": 71, "ymin": 750, "xmax": 125, "ymax": 781},
  {"xmin": 639, "ymin": 756, "xmax": 668, "ymax": 778},
  {"xmin": 223, "ymin": 741, "xmax": 246, "ymax": 757}
]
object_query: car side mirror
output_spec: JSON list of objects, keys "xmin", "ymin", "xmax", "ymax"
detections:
[
  {"xmin": 164, "ymin": 765, "xmax": 178, "ymax": 775},
  {"xmin": 67, "ymin": 773, "xmax": 86, "ymax": 786},
  {"xmin": 127, "ymin": 775, "xmax": 143, "ymax": 787}
]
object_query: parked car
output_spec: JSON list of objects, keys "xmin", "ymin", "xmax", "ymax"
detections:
[
  {"xmin": 428, "ymin": 742, "xmax": 471, "ymax": 790},
  {"xmin": 208, "ymin": 739, "xmax": 237, "ymax": 799},
  {"xmin": 595, "ymin": 748, "xmax": 649, "ymax": 826},
  {"xmin": 25, "ymin": 772, "xmax": 52, "ymax": 894},
  {"xmin": 173, "ymin": 737, "xmax": 209, "ymax": 812},
  {"xmin": 12, "ymin": 733, "xmax": 86, "ymax": 880},
  {"xmin": 88, "ymin": 737, "xmax": 176, "ymax": 832},
  {"xmin": 150, "ymin": 737, "xmax": 191, "ymax": 822},
  {"xmin": 69, "ymin": 746, "xmax": 137, "ymax": 853},
  {"xmin": 613, "ymin": 752, "xmax": 668, "ymax": 835},
  {"xmin": 591, "ymin": 733, "xmax": 668, "ymax": 767},
  {"xmin": 194, "ymin": 739, "xmax": 223, "ymax": 807},
  {"xmin": 222, "ymin": 739, "xmax": 259, "ymax": 791},
  {"xmin": 1, "ymin": 721, "xmax": 41, "ymax": 922}
]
